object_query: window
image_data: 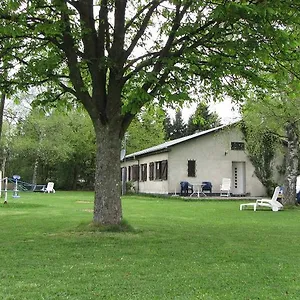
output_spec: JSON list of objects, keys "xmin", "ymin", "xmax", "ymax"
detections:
[
  {"xmin": 131, "ymin": 164, "xmax": 139, "ymax": 181},
  {"xmin": 149, "ymin": 160, "xmax": 168, "ymax": 181},
  {"xmin": 128, "ymin": 166, "xmax": 131, "ymax": 181},
  {"xmin": 155, "ymin": 161, "xmax": 161, "ymax": 180},
  {"xmin": 161, "ymin": 160, "xmax": 168, "ymax": 180},
  {"xmin": 120, "ymin": 167, "xmax": 127, "ymax": 181},
  {"xmin": 188, "ymin": 160, "xmax": 196, "ymax": 177},
  {"xmin": 149, "ymin": 162, "xmax": 154, "ymax": 181},
  {"xmin": 231, "ymin": 142, "xmax": 245, "ymax": 151},
  {"xmin": 140, "ymin": 164, "xmax": 147, "ymax": 181}
]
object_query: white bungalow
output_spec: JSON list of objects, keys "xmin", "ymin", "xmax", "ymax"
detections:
[{"xmin": 121, "ymin": 122, "xmax": 271, "ymax": 197}]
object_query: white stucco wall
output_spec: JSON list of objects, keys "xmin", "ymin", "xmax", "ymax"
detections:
[{"xmin": 168, "ymin": 127, "xmax": 266, "ymax": 196}]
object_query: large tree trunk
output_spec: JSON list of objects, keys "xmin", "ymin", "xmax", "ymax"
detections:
[
  {"xmin": 93, "ymin": 120, "xmax": 123, "ymax": 225},
  {"xmin": 283, "ymin": 122, "xmax": 299, "ymax": 205}
]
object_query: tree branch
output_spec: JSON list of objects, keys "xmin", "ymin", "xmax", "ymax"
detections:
[
  {"xmin": 110, "ymin": 0, "xmax": 127, "ymax": 65},
  {"xmin": 68, "ymin": 0, "xmax": 108, "ymax": 114},
  {"xmin": 124, "ymin": 0, "xmax": 162, "ymax": 60},
  {"xmin": 59, "ymin": 1, "xmax": 98, "ymax": 119}
]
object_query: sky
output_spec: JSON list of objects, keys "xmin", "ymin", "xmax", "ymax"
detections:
[
  {"xmin": 173, "ymin": 98, "xmax": 241, "ymax": 125},
  {"xmin": 204, "ymin": 99, "xmax": 241, "ymax": 124}
]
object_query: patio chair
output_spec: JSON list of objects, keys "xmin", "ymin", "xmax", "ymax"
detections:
[
  {"xmin": 240, "ymin": 186, "xmax": 283, "ymax": 212},
  {"xmin": 220, "ymin": 178, "xmax": 231, "ymax": 197},
  {"xmin": 44, "ymin": 182, "xmax": 56, "ymax": 193},
  {"xmin": 202, "ymin": 181, "xmax": 212, "ymax": 194},
  {"xmin": 180, "ymin": 181, "xmax": 193, "ymax": 196}
]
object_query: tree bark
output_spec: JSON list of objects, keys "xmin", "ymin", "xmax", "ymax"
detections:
[
  {"xmin": 92, "ymin": 119, "xmax": 123, "ymax": 225},
  {"xmin": 283, "ymin": 121, "xmax": 299, "ymax": 205}
]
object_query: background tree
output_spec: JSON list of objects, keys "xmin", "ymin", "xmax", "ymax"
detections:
[
  {"xmin": 241, "ymin": 123, "xmax": 280, "ymax": 196},
  {"xmin": 168, "ymin": 110, "xmax": 187, "ymax": 140},
  {"xmin": 0, "ymin": 113, "xmax": 15, "ymax": 177},
  {"xmin": 6, "ymin": 107, "xmax": 96, "ymax": 189},
  {"xmin": 242, "ymin": 78, "xmax": 300, "ymax": 205},
  {"xmin": 126, "ymin": 105, "xmax": 166, "ymax": 154},
  {"xmin": 56, "ymin": 109, "xmax": 96, "ymax": 190},
  {"xmin": 10, "ymin": 108, "xmax": 73, "ymax": 184},
  {"xmin": 186, "ymin": 102, "xmax": 221, "ymax": 135},
  {"xmin": 1, "ymin": 1, "xmax": 300, "ymax": 224},
  {"xmin": 163, "ymin": 112, "xmax": 173, "ymax": 141}
]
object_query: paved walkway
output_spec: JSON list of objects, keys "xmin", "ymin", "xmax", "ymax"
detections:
[{"xmin": 174, "ymin": 194, "xmax": 259, "ymax": 201}]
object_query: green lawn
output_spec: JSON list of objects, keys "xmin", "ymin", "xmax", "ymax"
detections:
[{"xmin": 0, "ymin": 192, "xmax": 299, "ymax": 299}]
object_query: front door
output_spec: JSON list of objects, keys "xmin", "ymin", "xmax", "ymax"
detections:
[{"xmin": 232, "ymin": 162, "xmax": 246, "ymax": 195}]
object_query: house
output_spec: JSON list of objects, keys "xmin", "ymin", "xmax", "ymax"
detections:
[{"xmin": 121, "ymin": 122, "xmax": 270, "ymax": 197}]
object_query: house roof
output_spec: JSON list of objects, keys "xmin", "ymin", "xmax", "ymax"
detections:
[{"xmin": 124, "ymin": 121, "xmax": 238, "ymax": 160}]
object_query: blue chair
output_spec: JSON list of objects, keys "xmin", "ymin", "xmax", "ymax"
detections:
[
  {"xmin": 202, "ymin": 181, "xmax": 212, "ymax": 193},
  {"xmin": 180, "ymin": 181, "xmax": 193, "ymax": 196}
]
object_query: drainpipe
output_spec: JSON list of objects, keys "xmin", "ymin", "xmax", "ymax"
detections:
[{"xmin": 137, "ymin": 159, "xmax": 140, "ymax": 193}]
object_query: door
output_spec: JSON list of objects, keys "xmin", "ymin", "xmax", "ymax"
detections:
[{"xmin": 232, "ymin": 162, "xmax": 246, "ymax": 195}]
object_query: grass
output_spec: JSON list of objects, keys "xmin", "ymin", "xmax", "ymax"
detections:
[{"xmin": 0, "ymin": 192, "xmax": 300, "ymax": 299}]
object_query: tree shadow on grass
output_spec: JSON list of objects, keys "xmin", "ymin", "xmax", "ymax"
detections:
[{"xmin": 75, "ymin": 219, "xmax": 139, "ymax": 234}]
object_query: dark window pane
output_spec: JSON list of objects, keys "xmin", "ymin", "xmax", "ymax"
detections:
[
  {"xmin": 155, "ymin": 161, "xmax": 161, "ymax": 180},
  {"xmin": 140, "ymin": 164, "xmax": 147, "ymax": 181},
  {"xmin": 188, "ymin": 160, "xmax": 196, "ymax": 177},
  {"xmin": 161, "ymin": 160, "xmax": 168, "ymax": 180},
  {"xmin": 231, "ymin": 142, "xmax": 245, "ymax": 151},
  {"xmin": 149, "ymin": 162, "xmax": 154, "ymax": 181},
  {"xmin": 132, "ymin": 164, "xmax": 139, "ymax": 181}
]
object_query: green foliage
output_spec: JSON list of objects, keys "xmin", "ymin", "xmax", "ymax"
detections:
[
  {"xmin": 241, "ymin": 122, "xmax": 279, "ymax": 195},
  {"xmin": 164, "ymin": 110, "xmax": 187, "ymax": 140},
  {"xmin": 164, "ymin": 103, "xmax": 221, "ymax": 140},
  {"xmin": 163, "ymin": 113, "xmax": 173, "ymax": 140},
  {"xmin": 170, "ymin": 110, "xmax": 187, "ymax": 140},
  {"xmin": 4, "ymin": 107, "xmax": 95, "ymax": 189},
  {"xmin": 186, "ymin": 102, "xmax": 221, "ymax": 135},
  {"xmin": 125, "ymin": 105, "xmax": 166, "ymax": 154},
  {"xmin": 1, "ymin": 1, "xmax": 300, "ymax": 116},
  {"xmin": 242, "ymin": 76, "xmax": 300, "ymax": 200}
]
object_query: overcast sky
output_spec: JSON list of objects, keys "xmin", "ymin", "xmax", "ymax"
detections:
[
  {"xmin": 173, "ymin": 98, "xmax": 241, "ymax": 125},
  {"xmin": 208, "ymin": 99, "xmax": 241, "ymax": 125}
]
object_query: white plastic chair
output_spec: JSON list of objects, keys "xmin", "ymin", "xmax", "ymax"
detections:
[
  {"xmin": 44, "ymin": 182, "xmax": 55, "ymax": 193},
  {"xmin": 296, "ymin": 176, "xmax": 300, "ymax": 193},
  {"xmin": 240, "ymin": 186, "xmax": 283, "ymax": 212},
  {"xmin": 220, "ymin": 178, "xmax": 231, "ymax": 197}
]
